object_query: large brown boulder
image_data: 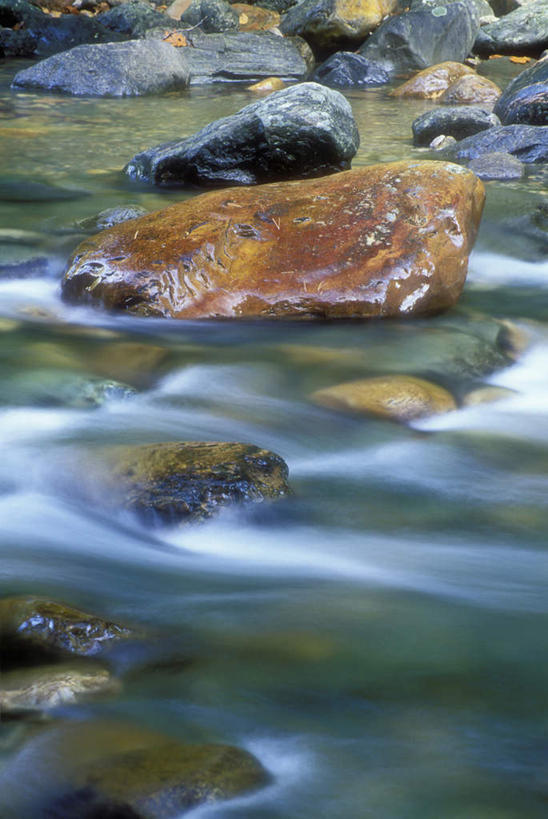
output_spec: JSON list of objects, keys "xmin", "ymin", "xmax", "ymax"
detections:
[
  {"xmin": 391, "ymin": 61, "xmax": 477, "ymax": 99},
  {"xmin": 62, "ymin": 161, "xmax": 485, "ymax": 320}
]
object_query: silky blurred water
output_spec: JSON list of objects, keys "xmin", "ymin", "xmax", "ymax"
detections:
[{"xmin": 0, "ymin": 57, "xmax": 547, "ymax": 818}]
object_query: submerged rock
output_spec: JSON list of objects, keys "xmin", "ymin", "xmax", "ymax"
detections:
[
  {"xmin": 76, "ymin": 205, "xmax": 148, "ymax": 232},
  {"xmin": 0, "ymin": 596, "xmax": 131, "ymax": 665},
  {"xmin": 63, "ymin": 161, "xmax": 485, "ymax": 320},
  {"xmin": 443, "ymin": 124, "xmax": 548, "ymax": 163},
  {"xmin": 358, "ymin": 1, "xmax": 480, "ymax": 76},
  {"xmin": 279, "ymin": 0, "xmax": 399, "ymax": 54},
  {"xmin": 0, "ymin": 663, "xmax": 118, "ymax": 712},
  {"xmin": 312, "ymin": 375, "xmax": 457, "ymax": 422},
  {"xmin": 474, "ymin": 0, "xmax": 548, "ymax": 57},
  {"xmin": 144, "ymin": 29, "xmax": 313, "ymax": 85},
  {"xmin": 125, "ymin": 82, "xmax": 359, "ymax": 187},
  {"xmin": 413, "ymin": 106, "xmax": 500, "ymax": 145},
  {"xmin": 391, "ymin": 61, "xmax": 477, "ymax": 99},
  {"xmin": 11, "ymin": 40, "xmax": 191, "ymax": 98},
  {"xmin": 85, "ymin": 441, "xmax": 290, "ymax": 524},
  {"xmin": 494, "ymin": 57, "xmax": 548, "ymax": 125},
  {"xmin": 467, "ymin": 150, "xmax": 525, "ymax": 179},
  {"xmin": 0, "ymin": 720, "xmax": 270, "ymax": 818},
  {"xmin": 2, "ymin": 369, "xmax": 136, "ymax": 408},
  {"xmin": 311, "ymin": 51, "xmax": 391, "ymax": 88}
]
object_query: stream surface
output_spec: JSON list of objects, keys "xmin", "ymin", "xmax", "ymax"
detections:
[{"xmin": 0, "ymin": 58, "xmax": 547, "ymax": 818}]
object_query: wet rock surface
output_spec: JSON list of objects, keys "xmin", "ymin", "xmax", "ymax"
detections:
[
  {"xmin": 0, "ymin": 720, "xmax": 270, "ymax": 818},
  {"xmin": 83, "ymin": 441, "xmax": 290, "ymax": 524},
  {"xmin": 97, "ymin": 0, "xmax": 184, "ymax": 37},
  {"xmin": 468, "ymin": 150, "xmax": 525, "ymax": 179},
  {"xmin": 0, "ymin": 662, "xmax": 118, "ymax": 712},
  {"xmin": 413, "ymin": 106, "xmax": 500, "ymax": 145},
  {"xmin": 311, "ymin": 51, "xmax": 391, "ymax": 88},
  {"xmin": 0, "ymin": 596, "xmax": 132, "ymax": 665},
  {"xmin": 179, "ymin": 0, "xmax": 239, "ymax": 32},
  {"xmin": 439, "ymin": 73, "xmax": 501, "ymax": 105},
  {"xmin": 474, "ymin": 0, "xmax": 548, "ymax": 57},
  {"xmin": 11, "ymin": 40, "xmax": 191, "ymax": 98},
  {"xmin": 358, "ymin": 1, "xmax": 480, "ymax": 76},
  {"xmin": 125, "ymin": 82, "xmax": 359, "ymax": 187},
  {"xmin": 62, "ymin": 161, "xmax": 485, "ymax": 320},
  {"xmin": 494, "ymin": 57, "xmax": 548, "ymax": 125},
  {"xmin": 391, "ymin": 61, "xmax": 477, "ymax": 99},
  {"xmin": 279, "ymin": 0, "xmax": 398, "ymax": 54},
  {"xmin": 442, "ymin": 124, "xmax": 548, "ymax": 163},
  {"xmin": 312, "ymin": 374, "xmax": 457, "ymax": 422}
]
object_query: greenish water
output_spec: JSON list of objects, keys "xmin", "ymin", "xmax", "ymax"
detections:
[{"xmin": 0, "ymin": 58, "xmax": 547, "ymax": 818}]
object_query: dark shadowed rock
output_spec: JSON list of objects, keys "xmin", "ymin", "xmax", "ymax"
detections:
[
  {"xmin": 180, "ymin": 0, "xmax": 239, "ymax": 32},
  {"xmin": 412, "ymin": 106, "xmax": 500, "ymax": 145},
  {"xmin": 494, "ymin": 57, "xmax": 548, "ymax": 124},
  {"xmin": 12, "ymin": 40, "xmax": 191, "ymax": 97},
  {"xmin": 143, "ymin": 29, "xmax": 313, "ymax": 84},
  {"xmin": 279, "ymin": 0, "xmax": 398, "ymax": 55},
  {"xmin": 0, "ymin": 0, "xmax": 118, "ymax": 57},
  {"xmin": 62, "ymin": 161, "xmax": 485, "ymax": 320},
  {"xmin": 474, "ymin": 0, "xmax": 548, "ymax": 57},
  {"xmin": 0, "ymin": 26, "xmax": 36, "ymax": 58},
  {"xmin": 0, "ymin": 596, "xmax": 131, "ymax": 666},
  {"xmin": 83, "ymin": 442, "xmax": 290, "ymax": 525},
  {"xmin": 0, "ymin": 721, "xmax": 270, "ymax": 819},
  {"xmin": 358, "ymin": 1, "xmax": 480, "ymax": 76},
  {"xmin": 468, "ymin": 150, "xmax": 525, "ymax": 179},
  {"xmin": 443, "ymin": 124, "xmax": 548, "ymax": 162},
  {"xmin": 125, "ymin": 82, "xmax": 359, "ymax": 187},
  {"xmin": 311, "ymin": 51, "xmax": 391, "ymax": 88}
]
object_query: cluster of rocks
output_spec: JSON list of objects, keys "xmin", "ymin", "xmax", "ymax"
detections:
[
  {"xmin": 3, "ymin": 0, "xmax": 547, "ymax": 94},
  {"xmin": 0, "ymin": 597, "xmax": 269, "ymax": 817},
  {"xmin": 401, "ymin": 57, "xmax": 547, "ymax": 180}
]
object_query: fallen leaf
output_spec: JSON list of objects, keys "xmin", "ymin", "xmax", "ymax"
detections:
[
  {"xmin": 509, "ymin": 55, "xmax": 531, "ymax": 64},
  {"xmin": 163, "ymin": 31, "xmax": 188, "ymax": 47},
  {"xmin": 239, "ymin": 13, "xmax": 249, "ymax": 24},
  {"xmin": 488, "ymin": 54, "xmax": 504, "ymax": 59}
]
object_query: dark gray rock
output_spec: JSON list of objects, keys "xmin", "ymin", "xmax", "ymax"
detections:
[
  {"xmin": 443, "ymin": 124, "xmax": 548, "ymax": 162},
  {"xmin": 97, "ymin": 0, "xmax": 181, "ymax": 37},
  {"xmin": 358, "ymin": 1, "xmax": 481, "ymax": 77},
  {"xmin": 468, "ymin": 150, "xmax": 525, "ymax": 179},
  {"xmin": 180, "ymin": 0, "xmax": 239, "ymax": 32},
  {"xmin": 412, "ymin": 105, "xmax": 500, "ymax": 145},
  {"xmin": 494, "ymin": 57, "xmax": 548, "ymax": 124},
  {"xmin": 411, "ymin": 0, "xmax": 494, "ymax": 23},
  {"xmin": 248, "ymin": 0, "xmax": 297, "ymax": 10},
  {"xmin": 0, "ymin": 26, "xmax": 36, "ymax": 58},
  {"xmin": 11, "ymin": 40, "xmax": 191, "ymax": 97},
  {"xmin": 474, "ymin": 0, "xmax": 548, "ymax": 56},
  {"xmin": 0, "ymin": 0, "xmax": 118, "ymax": 58},
  {"xmin": 3, "ymin": 370, "xmax": 137, "ymax": 408},
  {"xmin": 125, "ymin": 81, "xmax": 359, "ymax": 187},
  {"xmin": 310, "ymin": 51, "xmax": 391, "ymax": 88},
  {"xmin": 143, "ymin": 29, "xmax": 313, "ymax": 85}
]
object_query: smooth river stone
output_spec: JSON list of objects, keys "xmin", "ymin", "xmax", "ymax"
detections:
[
  {"xmin": 62, "ymin": 161, "xmax": 485, "ymax": 320},
  {"xmin": 390, "ymin": 61, "xmax": 477, "ymax": 99}
]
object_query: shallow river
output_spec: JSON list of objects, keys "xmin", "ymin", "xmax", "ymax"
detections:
[{"xmin": 0, "ymin": 57, "xmax": 547, "ymax": 817}]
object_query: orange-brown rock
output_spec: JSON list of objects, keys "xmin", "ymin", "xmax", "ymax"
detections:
[
  {"xmin": 390, "ymin": 61, "xmax": 477, "ymax": 99},
  {"xmin": 440, "ymin": 74, "xmax": 501, "ymax": 106},
  {"xmin": 233, "ymin": 4, "xmax": 280, "ymax": 32},
  {"xmin": 312, "ymin": 375, "xmax": 457, "ymax": 422},
  {"xmin": 247, "ymin": 77, "xmax": 286, "ymax": 92},
  {"xmin": 61, "ymin": 161, "xmax": 485, "ymax": 320},
  {"xmin": 280, "ymin": 0, "xmax": 399, "ymax": 51}
]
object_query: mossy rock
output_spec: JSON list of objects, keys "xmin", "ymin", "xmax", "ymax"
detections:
[
  {"xmin": 0, "ymin": 596, "xmax": 131, "ymax": 666},
  {"xmin": 0, "ymin": 720, "xmax": 270, "ymax": 818},
  {"xmin": 89, "ymin": 441, "xmax": 290, "ymax": 525}
]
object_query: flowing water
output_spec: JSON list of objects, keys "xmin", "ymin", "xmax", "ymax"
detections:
[{"xmin": 0, "ymin": 57, "xmax": 547, "ymax": 817}]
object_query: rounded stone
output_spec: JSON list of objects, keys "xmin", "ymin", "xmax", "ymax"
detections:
[
  {"xmin": 468, "ymin": 150, "xmax": 525, "ymax": 180},
  {"xmin": 311, "ymin": 375, "xmax": 457, "ymax": 422},
  {"xmin": 440, "ymin": 73, "xmax": 501, "ymax": 105},
  {"xmin": 391, "ymin": 61, "xmax": 477, "ymax": 99},
  {"xmin": 0, "ymin": 663, "xmax": 119, "ymax": 712}
]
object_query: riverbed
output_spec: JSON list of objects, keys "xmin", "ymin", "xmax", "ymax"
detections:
[{"xmin": 1, "ymin": 56, "xmax": 547, "ymax": 818}]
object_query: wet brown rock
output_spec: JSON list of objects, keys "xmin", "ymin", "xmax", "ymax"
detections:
[
  {"xmin": 440, "ymin": 74, "xmax": 501, "ymax": 106},
  {"xmin": 0, "ymin": 663, "xmax": 119, "ymax": 712},
  {"xmin": 0, "ymin": 720, "xmax": 269, "ymax": 818},
  {"xmin": 462, "ymin": 385, "xmax": 517, "ymax": 406},
  {"xmin": 312, "ymin": 375, "xmax": 457, "ymax": 422},
  {"xmin": 247, "ymin": 76, "xmax": 286, "ymax": 92},
  {"xmin": 233, "ymin": 3, "xmax": 280, "ymax": 31},
  {"xmin": 390, "ymin": 61, "xmax": 477, "ymax": 99},
  {"xmin": 85, "ymin": 441, "xmax": 290, "ymax": 525},
  {"xmin": 62, "ymin": 161, "xmax": 485, "ymax": 321},
  {"xmin": 86, "ymin": 340, "xmax": 171, "ymax": 388},
  {"xmin": 0, "ymin": 596, "xmax": 131, "ymax": 665}
]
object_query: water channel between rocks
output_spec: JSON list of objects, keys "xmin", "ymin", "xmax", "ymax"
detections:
[{"xmin": 0, "ymin": 56, "xmax": 547, "ymax": 818}]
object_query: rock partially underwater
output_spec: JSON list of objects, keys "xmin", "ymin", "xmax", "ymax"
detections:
[{"xmin": 63, "ymin": 161, "xmax": 485, "ymax": 320}]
